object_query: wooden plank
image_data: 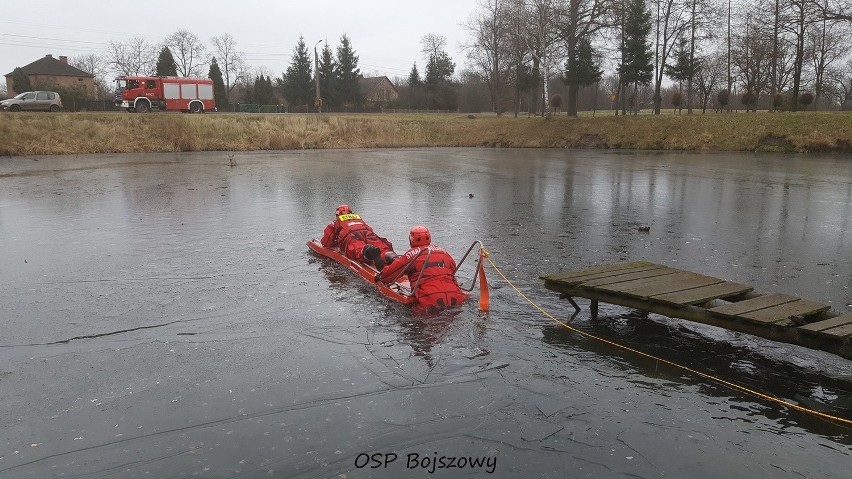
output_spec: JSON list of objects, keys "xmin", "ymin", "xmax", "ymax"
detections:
[
  {"xmin": 612, "ymin": 275, "xmax": 724, "ymax": 300},
  {"xmin": 547, "ymin": 265, "xmax": 670, "ymax": 286},
  {"xmin": 542, "ymin": 261, "xmax": 653, "ymax": 280},
  {"xmin": 799, "ymin": 313, "xmax": 852, "ymax": 333},
  {"xmin": 740, "ymin": 300, "xmax": 831, "ymax": 324},
  {"xmin": 708, "ymin": 293, "xmax": 799, "ymax": 318},
  {"xmin": 541, "ymin": 261, "xmax": 656, "ymax": 283},
  {"xmin": 650, "ymin": 281, "xmax": 754, "ymax": 307},
  {"xmin": 820, "ymin": 323, "xmax": 852, "ymax": 339},
  {"xmin": 578, "ymin": 267, "xmax": 679, "ymax": 287},
  {"xmin": 594, "ymin": 271, "xmax": 717, "ymax": 296}
]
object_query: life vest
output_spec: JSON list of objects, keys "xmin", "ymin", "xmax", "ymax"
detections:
[
  {"xmin": 333, "ymin": 214, "xmax": 372, "ymax": 248},
  {"xmin": 410, "ymin": 246, "xmax": 466, "ymax": 308}
]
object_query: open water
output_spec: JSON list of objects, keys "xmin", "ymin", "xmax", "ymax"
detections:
[{"xmin": 0, "ymin": 148, "xmax": 850, "ymax": 478}]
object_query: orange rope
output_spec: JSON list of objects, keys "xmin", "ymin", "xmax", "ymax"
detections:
[{"xmin": 483, "ymin": 253, "xmax": 852, "ymax": 426}]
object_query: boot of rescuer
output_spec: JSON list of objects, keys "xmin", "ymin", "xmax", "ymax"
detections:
[{"xmin": 362, "ymin": 245, "xmax": 385, "ymax": 270}]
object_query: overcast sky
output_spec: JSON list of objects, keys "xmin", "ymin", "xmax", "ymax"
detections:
[{"xmin": 1, "ymin": 0, "xmax": 477, "ymax": 82}]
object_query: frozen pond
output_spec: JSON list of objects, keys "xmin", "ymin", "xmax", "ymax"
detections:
[{"xmin": 1, "ymin": 148, "xmax": 850, "ymax": 478}]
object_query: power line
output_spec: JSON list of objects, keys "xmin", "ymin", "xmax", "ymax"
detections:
[
  {"xmin": 0, "ymin": 40, "xmax": 106, "ymax": 55},
  {"xmin": 0, "ymin": 33, "xmax": 109, "ymax": 46}
]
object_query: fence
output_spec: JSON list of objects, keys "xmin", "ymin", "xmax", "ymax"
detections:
[
  {"xmin": 72, "ymin": 100, "xmax": 123, "ymax": 112},
  {"xmin": 233, "ymin": 103, "xmax": 287, "ymax": 113},
  {"xmin": 59, "ymin": 101, "xmax": 458, "ymax": 114}
]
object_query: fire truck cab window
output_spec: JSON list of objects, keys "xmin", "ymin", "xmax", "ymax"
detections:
[
  {"xmin": 146, "ymin": 80, "xmax": 156, "ymax": 89},
  {"xmin": 127, "ymin": 80, "xmax": 140, "ymax": 89}
]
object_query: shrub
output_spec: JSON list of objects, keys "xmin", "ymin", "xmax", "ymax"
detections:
[
  {"xmin": 741, "ymin": 91, "xmax": 757, "ymax": 111},
  {"xmin": 717, "ymin": 90, "xmax": 730, "ymax": 108},
  {"xmin": 51, "ymin": 86, "xmax": 88, "ymax": 112},
  {"xmin": 799, "ymin": 92, "xmax": 814, "ymax": 110},
  {"xmin": 550, "ymin": 94, "xmax": 562, "ymax": 109}
]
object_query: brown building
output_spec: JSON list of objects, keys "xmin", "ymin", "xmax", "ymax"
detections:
[
  {"xmin": 5, "ymin": 54, "xmax": 96, "ymax": 98},
  {"xmin": 358, "ymin": 76, "xmax": 399, "ymax": 108}
]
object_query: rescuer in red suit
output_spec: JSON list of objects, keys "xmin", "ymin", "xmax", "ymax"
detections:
[
  {"xmin": 320, "ymin": 205, "xmax": 395, "ymax": 270},
  {"xmin": 377, "ymin": 225, "xmax": 467, "ymax": 308}
]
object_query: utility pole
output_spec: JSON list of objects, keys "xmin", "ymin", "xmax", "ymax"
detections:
[
  {"xmin": 745, "ymin": 13, "xmax": 752, "ymax": 112},
  {"xmin": 727, "ymin": 0, "xmax": 732, "ymax": 112},
  {"xmin": 772, "ymin": 0, "xmax": 779, "ymax": 111},
  {"xmin": 314, "ymin": 39, "xmax": 323, "ymax": 113}
]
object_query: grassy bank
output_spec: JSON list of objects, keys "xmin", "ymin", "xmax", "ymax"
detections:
[{"xmin": 1, "ymin": 111, "xmax": 851, "ymax": 156}]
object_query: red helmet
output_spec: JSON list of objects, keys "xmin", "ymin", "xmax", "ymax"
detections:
[
  {"xmin": 409, "ymin": 225, "xmax": 431, "ymax": 247},
  {"xmin": 335, "ymin": 204, "xmax": 352, "ymax": 215}
]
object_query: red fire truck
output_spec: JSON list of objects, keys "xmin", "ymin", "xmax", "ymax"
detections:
[{"xmin": 114, "ymin": 76, "xmax": 216, "ymax": 113}]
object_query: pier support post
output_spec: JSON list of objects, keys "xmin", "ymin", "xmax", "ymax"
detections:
[
  {"xmin": 590, "ymin": 300, "xmax": 598, "ymax": 320},
  {"xmin": 559, "ymin": 293, "xmax": 582, "ymax": 312}
]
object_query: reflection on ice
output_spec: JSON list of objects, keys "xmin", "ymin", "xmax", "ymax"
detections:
[{"xmin": 0, "ymin": 149, "xmax": 850, "ymax": 478}]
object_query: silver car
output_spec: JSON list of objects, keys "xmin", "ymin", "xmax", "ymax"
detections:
[{"xmin": 0, "ymin": 91, "xmax": 63, "ymax": 112}]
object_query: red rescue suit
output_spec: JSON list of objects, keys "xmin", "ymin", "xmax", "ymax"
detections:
[
  {"xmin": 321, "ymin": 213, "xmax": 393, "ymax": 263},
  {"xmin": 379, "ymin": 245, "xmax": 467, "ymax": 308}
]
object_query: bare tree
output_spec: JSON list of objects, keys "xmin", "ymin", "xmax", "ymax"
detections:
[
  {"xmin": 70, "ymin": 53, "xmax": 112, "ymax": 100},
  {"xmin": 505, "ymin": 0, "xmax": 536, "ymax": 116},
  {"xmin": 463, "ymin": 0, "xmax": 512, "ymax": 114},
  {"xmin": 211, "ymin": 33, "xmax": 249, "ymax": 99},
  {"xmin": 826, "ymin": 59, "xmax": 852, "ymax": 108},
  {"xmin": 165, "ymin": 29, "xmax": 207, "ymax": 77},
  {"xmin": 651, "ymin": 0, "xmax": 691, "ymax": 114},
  {"xmin": 807, "ymin": 5, "xmax": 849, "ymax": 108},
  {"xmin": 818, "ymin": 0, "xmax": 852, "ymax": 22},
  {"xmin": 602, "ymin": 73, "xmax": 621, "ymax": 109},
  {"xmin": 732, "ymin": 15, "xmax": 774, "ymax": 109},
  {"xmin": 516, "ymin": 0, "xmax": 564, "ymax": 118},
  {"xmin": 781, "ymin": 0, "xmax": 820, "ymax": 110},
  {"xmin": 694, "ymin": 51, "xmax": 725, "ymax": 111},
  {"xmin": 71, "ymin": 54, "xmax": 109, "ymax": 80},
  {"xmin": 421, "ymin": 33, "xmax": 449, "ymax": 60},
  {"xmin": 107, "ymin": 36, "xmax": 157, "ymax": 76},
  {"xmin": 683, "ymin": 0, "xmax": 720, "ymax": 113}
]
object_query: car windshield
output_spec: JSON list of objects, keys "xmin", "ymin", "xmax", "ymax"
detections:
[{"xmin": 13, "ymin": 92, "xmax": 30, "ymax": 99}]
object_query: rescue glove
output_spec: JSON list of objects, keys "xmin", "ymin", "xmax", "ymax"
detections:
[{"xmin": 374, "ymin": 272, "xmax": 382, "ymax": 283}]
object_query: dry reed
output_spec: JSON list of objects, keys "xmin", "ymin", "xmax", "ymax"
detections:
[{"xmin": 1, "ymin": 111, "xmax": 850, "ymax": 156}]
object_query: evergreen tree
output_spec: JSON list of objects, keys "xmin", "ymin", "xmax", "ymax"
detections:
[
  {"xmin": 514, "ymin": 63, "xmax": 536, "ymax": 99},
  {"xmin": 424, "ymin": 50, "xmax": 456, "ymax": 110},
  {"xmin": 407, "ymin": 62, "xmax": 421, "ymax": 108},
  {"xmin": 408, "ymin": 62, "xmax": 421, "ymax": 88},
  {"xmin": 251, "ymin": 75, "xmax": 275, "ymax": 105},
  {"xmin": 618, "ymin": 0, "xmax": 653, "ymax": 109},
  {"xmin": 156, "ymin": 47, "xmax": 178, "ymax": 76},
  {"xmin": 424, "ymin": 51, "xmax": 455, "ymax": 89},
  {"xmin": 281, "ymin": 36, "xmax": 313, "ymax": 109},
  {"xmin": 561, "ymin": 38, "xmax": 602, "ymax": 90},
  {"xmin": 252, "ymin": 76, "xmax": 263, "ymax": 104},
  {"xmin": 318, "ymin": 42, "xmax": 339, "ymax": 109},
  {"xmin": 10, "ymin": 68, "xmax": 31, "ymax": 94},
  {"xmin": 563, "ymin": 36, "xmax": 604, "ymax": 116},
  {"xmin": 665, "ymin": 37, "xmax": 701, "ymax": 91},
  {"xmin": 336, "ymin": 34, "xmax": 361, "ymax": 107},
  {"xmin": 208, "ymin": 57, "xmax": 228, "ymax": 109}
]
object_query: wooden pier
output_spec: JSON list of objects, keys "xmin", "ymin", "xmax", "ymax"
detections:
[{"xmin": 541, "ymin": 261, "xmax": 852, "ymax": 360}]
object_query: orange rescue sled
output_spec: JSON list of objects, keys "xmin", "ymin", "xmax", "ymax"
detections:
[{"xmin": 307, "ymin": 239, "xmax": 417, "ymax": 304}]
